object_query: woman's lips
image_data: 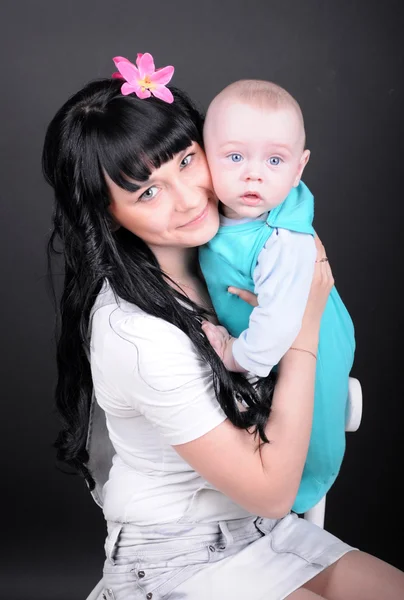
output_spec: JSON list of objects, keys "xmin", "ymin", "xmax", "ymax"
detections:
[{"xmin": 178, "ymin": 203, "xmax": 209, "ymax": 228}]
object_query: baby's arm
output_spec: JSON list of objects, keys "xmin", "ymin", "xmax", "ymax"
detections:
[
  {"xmin": 204, "ymin": 229, "xmax": 317, "ymax": 375},
  {"xmin": 233, "ymin": 229, "xmax": 316, "ymax": 376}
]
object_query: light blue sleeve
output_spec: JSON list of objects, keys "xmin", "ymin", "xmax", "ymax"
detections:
[{"xmin": 232, "ymin": 229, "xmax": 317, "ymax": 377}]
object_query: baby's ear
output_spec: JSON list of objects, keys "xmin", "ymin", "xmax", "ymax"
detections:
[{"xmin": 293, "ymin": 149, "xmax": 311, "ymax": 187}]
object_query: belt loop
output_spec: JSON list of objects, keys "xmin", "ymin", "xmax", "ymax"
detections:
[
  {"xmin": 218, "ymin": 521, "xmax": 234, "ymax": 546},
  {"xmin": 105, "ymin": 523, "xmax": 123, "ymax": 565}
]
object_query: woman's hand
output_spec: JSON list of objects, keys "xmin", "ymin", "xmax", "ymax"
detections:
[
  {"xmin": 201, "ymin": 321, "xmax": 247, "ymax": 372},
  {"xmin": 201, "ymin": 322, "xmax": 232, "ymax": 361},
  {"xmin": 293, "ymin": 234, "xmax": 334, "ymax": 352}
]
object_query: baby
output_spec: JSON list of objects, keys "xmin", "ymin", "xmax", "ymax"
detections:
[{"xmin": 199, "ymin": 80, "xmax": 355, "ymax": 514}]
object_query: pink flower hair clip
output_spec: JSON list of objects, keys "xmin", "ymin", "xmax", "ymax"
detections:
[{"xmin": 112, "ymin": 53, "xmax": 175, "ymax": 103}]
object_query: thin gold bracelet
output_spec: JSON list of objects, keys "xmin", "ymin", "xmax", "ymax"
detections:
[{"xmin": 289, "ymin": 347, "xmax": 317, "ymax": 360}]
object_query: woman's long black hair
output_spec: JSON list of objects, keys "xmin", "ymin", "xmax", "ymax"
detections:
[{"xmin": 42, "ymin": 78, "xmax": 275, "ymax": 489}]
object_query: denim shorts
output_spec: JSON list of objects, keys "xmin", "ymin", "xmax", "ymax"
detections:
[{"xmin": 101, "ymin": 513, "xmax": 355, "ymax": 600}]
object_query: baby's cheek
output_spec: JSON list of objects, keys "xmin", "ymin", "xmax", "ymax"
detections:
[
  {"xmin": 214, "ymin": 170, "xmax": 237, "ymax": 197},
  {"xmin": 210, "ymin": 169, "xmax": 229, "ymax": 195}
]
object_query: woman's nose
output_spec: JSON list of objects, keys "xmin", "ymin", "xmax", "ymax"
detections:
[{"xmin": 174, "ymin": 182, "xmax": 203, "ymax": 212}]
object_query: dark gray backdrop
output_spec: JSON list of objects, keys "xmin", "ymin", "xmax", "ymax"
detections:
[{"xmin": 1, "ymin": 1, "xmax": 403, "ymax": 598}]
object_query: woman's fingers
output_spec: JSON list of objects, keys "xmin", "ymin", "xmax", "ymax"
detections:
[
  {"xmin": 314, "ymin": 233, "xmax": 326, "ymax": 260},
  {"xmin": 201, "ymin": 321, "xmax": 227, "ymax": 358},
  {"xmin": 312, "ymin": 248, "xmax": 334, "ymax": 295},
  {"xmin": 228, "ymin": 287, "xmax": 259, "ymax": 307},
  {"xmin": 324, "ymin": 257, "xmax": 334, "ymax": 288},
  {"xmin": 313, "ymin": 233, "xmax": 333, "ymax": 287}
]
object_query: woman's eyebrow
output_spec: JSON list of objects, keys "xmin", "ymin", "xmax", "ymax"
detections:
[
  {"xmin": 179, "ymin": 143, "xmax": 195, "ymax": 157},
  {"xmin": 120, "ymin": 174, "xmax": 148, "ymax": 190},
  {"xmin": 135, "ymin": 177, "xmax": 152, "ymax": 188},
  {"xmin": 129, "ymin": 145, "xmax": 195, "ymax": 190}
]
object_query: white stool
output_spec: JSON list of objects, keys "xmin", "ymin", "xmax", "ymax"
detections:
[{"xmin": 304, "ymin": 377, "xmax": 363, "ymax": 528}]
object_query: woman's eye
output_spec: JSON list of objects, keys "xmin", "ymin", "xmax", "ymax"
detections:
[
  {"xmin": 180, "ymin": 153, "xmax": 195, "ymax": 168},
  {"xmin": 229, "ymin": 153, "xmax": 243, "ymax": 163},
  {"xmin": 268, "ymin": 156, "xmax": 282, "ymax": 166},
  {"xmin": 139, "ymin": 186, "xmax": 158, "ymax": 201}
]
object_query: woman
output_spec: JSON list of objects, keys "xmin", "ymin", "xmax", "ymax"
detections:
[{"xmin": 43, "ymin": 60, "xmax": 404, "ymax": 599}]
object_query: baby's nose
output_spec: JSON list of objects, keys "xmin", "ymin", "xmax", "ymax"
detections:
[{"xmin": 245, "ymin": 172, "xmax": 263, "ymax": 182}]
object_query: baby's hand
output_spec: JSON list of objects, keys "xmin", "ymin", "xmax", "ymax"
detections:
[{"xmin": 201, "ymin": 322, "xmax": 246, "ymax": 372}]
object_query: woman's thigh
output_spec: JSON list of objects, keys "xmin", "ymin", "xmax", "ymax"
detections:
[{"xmin": 303, "ymin": 550, "xmax": 404, "ymax": 600}]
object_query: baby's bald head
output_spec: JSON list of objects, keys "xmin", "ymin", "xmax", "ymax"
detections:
[
  {"xmin": 202, "ymin": 79, "xmax": 311, "ymax": 220},
  {"xmin": 204, "ymin": 79, "xmax": 306, "ymax": 150}
]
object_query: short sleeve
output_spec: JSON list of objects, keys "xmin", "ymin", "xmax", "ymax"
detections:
[{"xmin": 104, "ymin": 313, "xmax": 227, "ymax": 445}]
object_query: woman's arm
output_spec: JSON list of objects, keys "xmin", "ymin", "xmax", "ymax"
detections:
[{"xmin": 174, "ymin": 236, "xmax": 333, "ymax": 518}]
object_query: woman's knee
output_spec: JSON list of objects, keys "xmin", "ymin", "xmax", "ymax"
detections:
[{"xmin": 304, "ymin": 549, "xmax": 404, "ymax": 600}]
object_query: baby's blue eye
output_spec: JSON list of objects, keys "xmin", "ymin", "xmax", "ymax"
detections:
[
  {"xmin": 230, "ymin": 153, "xmax": 243, "ymax": 163},
  {"xmin": 268, "ymin": 156, "xmax": 281, "ymax": 166}
]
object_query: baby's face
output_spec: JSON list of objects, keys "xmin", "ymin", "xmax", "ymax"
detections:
[{"xmin": 204, "ymin": 102, "xmax": 310, "ymax": 219}]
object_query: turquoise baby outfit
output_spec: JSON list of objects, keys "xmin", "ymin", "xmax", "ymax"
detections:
[{"xmin": 199, "ymin": 182, "xmax": 355, "ymax": 513}]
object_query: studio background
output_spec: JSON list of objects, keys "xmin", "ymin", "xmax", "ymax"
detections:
[{"xmin": 1, "ymin": 1, "xmax": 403, "ymax": 598}]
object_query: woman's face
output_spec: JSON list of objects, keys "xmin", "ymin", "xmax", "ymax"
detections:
[{"xmin": 107, "ymin": 143, "xmax": 219, "ymax": 251}]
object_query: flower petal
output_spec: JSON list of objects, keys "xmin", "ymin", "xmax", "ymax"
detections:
[
  {"xmin": 135, "ymin": 87, "xmax": 152, "ymax": 99},
  {"xmin": 112, "ymin": 56, "xmax": 134, "ymax": 75},
  {"xmin": 113, "ymin": 55, "xmax": 131, "ymax": 65},
  {"xmin": 121, "ymin": 82, "xmax": 138, "ymax": 96},
  {"xmin": 111, "ymin": 71, "xmax": 124, "ymax": 79},
  {"xmin": 138, "ymin": 52, "xmax": 155, "ymax": 78},
  {"xmin": 152, "ymin": 85, "xmax": 174, "ymax": 104},
  {"xmin": 150, "ymin": 65, "xmax": 174, "ymax": 85},
  {"xmin": 136, "ymin": 53, "xmax": 143, "ymax": 66},
  {"xmin": 114, "ymin": 60, "xmax": 140, "ymax": 84}
]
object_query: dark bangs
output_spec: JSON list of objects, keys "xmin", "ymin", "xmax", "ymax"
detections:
[{"xmin": 87, "ymin": 81, "xmax": 204, "ymax": 195}]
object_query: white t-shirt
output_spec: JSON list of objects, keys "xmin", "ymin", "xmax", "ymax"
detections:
[{"xmin": 89, "ymin": 281, "xmax": 252, "ymax": 525}]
